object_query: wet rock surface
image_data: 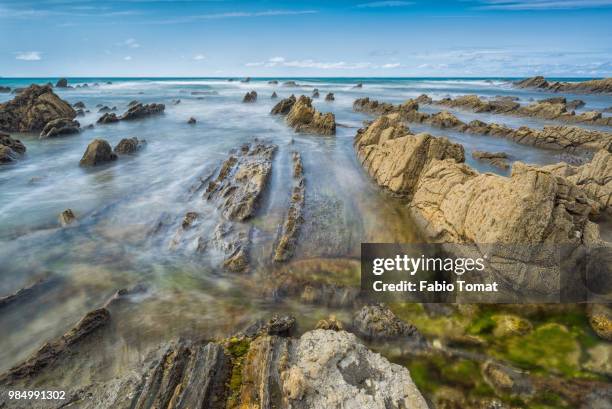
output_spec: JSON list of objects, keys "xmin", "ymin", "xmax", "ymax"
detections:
[
  {"xmin": 515, "ymin": 76, "xmax": 612, "ymax": 94},
  {"xmin": 79, "ymin": 139, "xmax": 118, "ymax": 166},
  {"xmin": 113, "ymin": 137, "xmax": 145, "ymax": 155},
  {"xmin": 97, "ymin": 112, "xmax": 119, "ymax": 124},
  {"xmin": 58, "ymin": 208, "xmax": 76, "ymax": 226},
  {"xmin": 39, "ymin": 118, "xmax": 80, "ymax": 138},
  {"xmin": 353, "ymin": 304, "xmax": 426, "ymax": 346},
  {"xmin": 0, "ymin": 85, "xmax": 76, "ymax": 132},
  {"xmin": 472, "ymin": 150, "xmax": 510, "ymax": 170},
  {"xmin": 285, "ymin": 96, "xmax": 336, "ymax": 135},
  {"xmin": 325, "ymin": 92, "xmax": 335, "ymax": 101},
  {"xmin": 271, "ymin": 94, "xmax": 296, "ymax": 115},
  {"xmin": 242, "ymin": 90, "xmax": 257, "ymax": 103},
  {"xmin": 274, "ymin": 151, "xmax": 305, "ymax": 262},
  {"xmin": 0, "ymin": 132, "xmax": 26, "ymax": 163},
  {"xmin": 121, "ymin": 102, "xmax": 165, "ymax": 121}
]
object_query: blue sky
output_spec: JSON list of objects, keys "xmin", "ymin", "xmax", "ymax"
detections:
[{"xmin": 0, "ymin": 0, "xmax": 611, "ymax": 77}]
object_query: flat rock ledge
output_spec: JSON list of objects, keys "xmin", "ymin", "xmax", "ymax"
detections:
[
  {"xmin": 97, "ymin": 103, "xmax": 165, "ymax": 124},
  {"xmin": 515, "ymin": 76, "xmax": 612, "ymax": 94}
]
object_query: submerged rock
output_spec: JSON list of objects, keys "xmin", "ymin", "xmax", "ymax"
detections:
[
  {"xmin": 268, "ymin": 80, "xmax": 279, "ymax": 85},
  {"xmin": 0, "ymin": 132, "xmax": 26, "ymax": 155},
  {"xmin": 242, "ymin": 90, "xmax": 257, "ymax": 103},
  {"xmin": 121, "ymin": 102, "xmax": 165, "ymax": 120},
  {"xmin": 0, "ymin": 84, "xmax": 76, "ymax": 132},
  {"xmin": 472, "ymin": 150, "xmax": 510, "ymax": 170},
  {"xmin": 283, "ymin": 80, "xmax": 299, "ymax": 87},
  {"xmin": 286, "ymin": 95, "xmax": 336, "ymax": 135},
  {"xmin": 97, "ymin": 112, "xmax": 119, "ymax": 124},
  {"xmin": 325, "ymin": 92, "xmax": 335, "ymax": 101},
  {"xmin": 59, "ymin": 209, "xmax": 76, "ymax": 226},
  {"xmin": 39, "ymin": 118, "xmax": 80, "ymax": 138},
  {"xmin": 312, "ymin": 88, "xmax": 320, "ymax": 98},
  {"xmin": 271, "ymin": 91, "xmax": 278, "ymax": 99},
  {"xmin": 79, "ymin": 139, "xmax": 117, "ymax": 166},
  {"xmin": 188, "ymin": 116, "xmax": 196, "ymax": 124},
  {"xmin": 353, "ymin": 82, "xmax": 363, "ymax": 88},
  {"xmin": 73, "ymin": 101, "xmax": 86, "ymax": 109},
  {"xmin": 114, "ymin": 137, "xmax": 145, "ymax": 154}
]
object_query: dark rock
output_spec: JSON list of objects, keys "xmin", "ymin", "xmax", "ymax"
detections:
[
  {"xmin": 75, "ymin": 109, "xmax": 85, "ymax": 117},
  {"xmin": 325, "ymin": 92, "xmax": 335, "ymax": 101},
  {"xmin": 0, "ymin": 86, "xmax": 11, "ymax": 93},
  {"xmin": 567, "ymin": 99, "xmax": 586, "ymax": 110},
  {"xmin": 128, "ymin": 100, "xmax": 139, "ymax": 107},
  {"xmin": 181, "ymin": 212, "xmax": 198, "ymax": 229},
  {"xmin": 39, "ymin": 118, "xmax": 80, "ymax": 138},
  {"xmin": 352, "ymin": 304, "xmax": 426, "ymax": 346},
  {"xmin": 241, "ymin": 77, "xmax": 251, "ymax": 83},
  {"xmin": 55, "ymin": 78, "xmax": 68, "ymax": 88},
  {"xmin": 312, "ymin": 88, "xmax": 320, "ymax": 98},
  {"xmin": 79, "ymin": 139, "xmax": 117, "ymax": 166},
  {"xmin": 191, "ymin": 91, "xmax": 218, "ymax": 96},
  {"xmin": 242, "ymin": 314, "xmax": 297, "ymax": 338},
  {"xmin": 283, "ymin": 81, "xmax": 299, "ymax": 87},
  {"xmin": 0, "ymin": 132, "xmax": 26, "ymax": 154},
  {"xmin": 59, "ymin": 209, "xmax": 76, "ymax": 226},
  {"xmin": 11, "ymin": 88, "xmax": 25, "ymax": 94},
  {"xmin": 271, "ymin": 95, "xmax": 296, "ymax": 115},
  {"xmin": 121, "ymin": 103, "xmax": 165, "ymax": 120},
  {"xmin": 0, "ymin": 84, "xmax": 76, "ymax": 132},
  {"xmin": 0, "ymin": 145, "xmax": 17, "ymax": 164},
  {"xmin": 97, "ymin": 112, "xmax": 119, "ymax": 124},
  {"xmin": 188, "ymin": 117, "xmax": 196, "ymax": 124},
  {"xmin": 353, "ymin": 82, "xmax": 363, "ymax": 88},
  {"xmin": 173, "ymin": 99, "xmax": 181, "ymax": 105},
  {"xmin": 242, "ymin": 91, "xmax": 257, "ymax": 103},
  {"xmin": 98, "ymin": 105, "xmax": 112, "ymax": 113},
  {"xmin": 268, "ymin": 80, "xmax": 278, "ymax": 84},
  {"xmin": 271, "ymin": 91, "xmax": 278, "ymax": 99},
  {"xmin": 114, "ymin": 137, "xmax": 145, "ymax": 154}
]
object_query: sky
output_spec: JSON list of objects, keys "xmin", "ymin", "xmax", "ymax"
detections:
[{"xmin": 0, "ymin": 0, "xmax": 611, "ymax": 77}]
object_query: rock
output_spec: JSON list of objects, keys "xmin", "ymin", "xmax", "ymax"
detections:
[
  {"xmin": 567, "ymin": 99, "xmax": 586, "ymax": 110},
  {"xmin": 472, "ymin": 150, "xmax": 510, "ymax": 170},
  {"xmin": 79, "ymin": 139, "xmax": 118, "ymax": 166},
  {"xmin": 352, "ymin": 304, "xmax": 426, "ymax": 346},
  {"xmin": 428, "ymin": 111, "xmax": 465, "ymax": 129},
  {"xmin": 55, "ymin": 78, "xmax": 68, "ymax": 88},
  {"xmin": 242, "ymin": 314, "xmax": 297, "ymax": 338},
  {"xmin": 173, "ymin": 99, "xmax": 181, "ymax": 105},
  {"xmin": 242, "ymin": 91, "xmax": 257, "ymax": 103},
  {"xmin": 0, "ymin": 86, "xmax": 10, "ymax": 93},
  {"xmin": 0, "ymin": 84, "xmax": 76, "ymax": 132},
  {"xmin": 491, "ymin": 314, "xmax": 532, "ymax": 337},
  {"xmin": 353, "ymin": 82, "xmax": 363, "ymax": 88},
  {"xmin": 188, "ymin": 116, "xmax": 196, "ymax": 124},
  {"xmin": 181, "ymin": 212, "xmax": 198, "ymax": 229},
  {"xmin": 312, "ymin": 88, "xmax": 320, "ymax": 98},
  {"xmin": 75, "ymin": 108, "xmax": 85, "ymax": 117},
  {"xmin": 353, "ymin": 97, "xmax": 397, "ymax": 115},
  {"xmin": 39, "ymin": 118, "xmax": 80, "ymax": 138},
  {"xmin": 286, "ymin": 95, "xmax": 336, "ymax": 135},
  {"xmin": 0, "ymin": 132, "xmax": 26, "ymax": 155},
  {"xmin": 121, "ymin": 103, "xmax": 165, "ymax": 120},
  {"xmin": 515, "ymin": 76, "xmax": 612, "ymax": 94},
  {"xmin": 128, "ymin": 100, "xmax": 139, "ymax": 107},
  {"xmin": 0, "ymin": 145, "xmax": 17, "ymax": 164},
  {"xmin": 271, "ymin": 95, "xmax": 296, "ymax": 115},
  {"xmin": 588, "ymin": 304, "xmax": 612, "ymax": 341},
  {"xmin": 73, "ymin": 101, "xmax": 86, "ymax": 109},
  {"xmin": 325, "ymin": 92, "xmax": 335, "ymax": 101},
  {"xmin": 283, "ymin": 81, "xmax": 299, "ymax": 87},
  {"xmin": 271, "ymin": 91, "xmax": 278, "ymax": 99},
  {"xmin": 315, "ymin": 315, "xmax": 344, "ymax": 331},
  {"xmin": 98, "ymin": 105, "xmax": 112, "ymax": 113},
  {"xmin": 97, "ymin": 112, "xmax": 119, "ymax": 124},
  {"xmin": 113, "ymin": 137, "xmax": 145, "ymax": 154},
  {"xmin": 241, "ymin": 77, "xmax": 251, "ymax": 83},
  {"xmin": 268, "ymin": 80, "xmax": 278, "ymax": 84},
  {"xmin": 482, "ymin": 360, "xmax": 534, "ymax": 397},
  {"xmin": 59, "ymin": 209, "xmax": 76, "ymax": 226}
]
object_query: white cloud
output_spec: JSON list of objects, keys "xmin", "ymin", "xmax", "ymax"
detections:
[
  {"xmin": 382, "ymin": 63, "xmax": 401, "ymax": 68},
  {"xmin": 476, "ymin": 0, "xmax": 612, "ymax": 10},
  {"xmin": 245, "ymin": 57, "xmax": 402, "ymax": 70},
  {"xmin": 124, "ymin": 56, "xmax": 132, "ymax": 61},
  {"xmin": 193, "ymin": 54, "xmax": 206, "ymax": 61},
  {"xmin": 356, "ymin": 1, "xmax": 414, "ymax": 8},
  {"xmin": 15, "ymin": 51, "xmax": 41, "ymax": 61},
  {"xmin": 121, "ymin": 38, "xmax": 140, "ymax": 48},
  {"xmin": 147, "ymin": 9, "xmax": 317, "ymax": 24}
]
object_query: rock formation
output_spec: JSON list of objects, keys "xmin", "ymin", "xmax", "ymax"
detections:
[
  {"xmin": 515, "ymin": 76, "xmax": 612, "ymax": 94},
  {"xmin": 312, "ymin": 88, "xmax": 320, "ymax": 98},
  {"xmin": 188, "ymin": 117, "xmax": 196, "ymax": 124},
  {"xmin": 79, "ymin": 139, "xmax": 118, "ymax": 166},
  {"xmin": 352, "ymin": 304, "xmax": 426, "ymax": 346},
  {"xmin": 73, "ymin": 101, "xmax": 86, "ymax": 109},
  {"xmin": 59, "ymin": 209, "xmax": 76, "ymax": 226},
  {"xmin": 472, "ymin": 150, "xmax": 510, "ymax": 170},
  {"xmin": 0, "ymin": 85, "xmax": 76, "ymax": 132},
  {"xmin": 114, "ymin": 137, "xmax": 145, "ymax": 154},
  {"xmin": 325, "ymin": 92, "xmax": 335, "ymax": 101},
  {"xmin": 97, "ymin": 112, "xmax": 119, "ymax": 124},
  {"xmin": 271, "ymin": 95, "xmax": 296, "ymax": 115},
  {"xmin": 271, "ymin": 91, "xmax": 278, "ymax": 99},
  {"xmin": 55, "ymin": 78, "xmax": 68, "ymax": 88},
  {"xmin": 274, "ymin": 151, "xmax": 305, "ymax": 262},
  {"xmin": 120, "ymin": 102, "xmax": 165, "ymax": 120},
  {"xmin": 0, "ymin": 132, "xmax": 26, "ymax": 163},
  {"xmin": 39, "ymin": 118, "xmax": 80, "ymax": 138},
  {"xmin": 242, "ymin": 91, "xmax": 257, "ymax": 103},
  {"xmin": 0, "ymin": 86, "xmax": 10, "ymax": 93},
  {"xmin": 285, "ymin": 96, "xmax": 336, "ymax": 135}
]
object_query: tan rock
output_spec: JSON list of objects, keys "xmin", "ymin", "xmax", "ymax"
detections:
[{"xmin": 286, "ymin": 96, "xmax": 336, "ymax": 135}]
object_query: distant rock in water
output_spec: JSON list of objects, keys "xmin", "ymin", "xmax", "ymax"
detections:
[
  {"xmin": 55, "ymin": 78, "xmax": 68, "ymax": 88},
  {"xmin": 187, "ymin": 117, "xmax": 196, "ymax": 124},
  {"xmin": 472, "ymin": 150, "xmax": 510, "ymax": 170},
  {"xmin": 128, "ymin": 100, "xmax": 139, "ymax": 107},
  {"xmin": 312, "ymin": 88, "xmax": 320, "ymax": 98},
  {"xmin": 97, "ymin": 112, "xmax": 119, "ymax": 124},
  {"xmin": 0, "ymin": 86, "xmax": 11, "ymax": 93},
  {"xmin": 172, "ymin": 99, "xmax": 181, "ymax": 105},
  {"xmin": 353, "ymin": 82, "xmax": 363, "ymax": 88},
  {"xmin": 79, "ymin": 139, "xmax": 117, "ymax": 166},
  {"xmin": 114, "ymin": 137, "xmax": 145, "ymax": 154},
  {"xmin": 268, "ymin": 80, "xmax": 278, "ymax": 84},
  {"xmin": 59, "ymin": 209, "xmax": 76, "ymax": 227},
  {"xmin": 283, "ymin": 81, "xmax": 299, "ymax": 87},
  {"xmin": 120, "ymin": 103, "xmax": 165, "ymax": 120},
  {"xmin": 0, "ymin": 84, "xmax": 76, "ymax": 132},
  {"xmin": 241, "ymin": 77, "xmax": 251, "ymax": 83},
  {"xmin": 98, "ymin": 105, "xmax": 112, "ymax": 113},
  {"xmin": 73, "ymin": 101, "xmax": 86, "ymax": 109},
  {"xmin": 325, "ymin": 92, "xmax": 335, "ymax": 101},
  {"xmin": 40, "ymin": 118, "xmax": 80, "ymax": 138},
  {"xmin": 271, "ymin": 95, "xmax": 296, "ymax": 115},
  {"xmin": 515, "ymin": 76, "xmax": 612, "ymax": 94},
  {"xmin": 271, "ymin": 91, "xmax": 278, "ymax": 99},
  {"xmin": 243, "ymin": 91, "xmax": 257, "ymax": 103}
]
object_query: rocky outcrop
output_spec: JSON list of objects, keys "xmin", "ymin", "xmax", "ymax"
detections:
[
  {"xmin": 0, "ymin": 132, "xmax": 26, "ymax": 164},
  {"xmin": 79, "ymin": 139, "xmax": 118, "ymax": 166},
  {"xmin": 73, "ymin": 101, "xmax": 85, "ymax": 109},
  {"xmin": 285, "ymin": 96, "xmax": 336, "ymax": 135},
  {"xmin": 274, "ymin": 151, "xmax": 305, "ymax": 262},
  {"xmin": 271, "ymin": 91, "xmax": 278, "ymax": 99},
  {"xmin": 353, "ymin": 82, "xmax": 363, "ymax": 88},
  {"xmin": 268, "ymin": 80, "xmax": 279, "ymax": 85},
  {"xmin": 354, "ymin": 113, "xmax": 464, "ymax": 195},
  {"xmin": 114, "ymin": 137, "xmax": 145, "ymax": 154},
  {"xmin": 97, "ymin": 112, "xmax": 119, "ymax": 124},
  {"xmin": 59, "ymin": 209, "xmax": 76, "ymax": 226},
  {"xmin": 120, "ymin": 102, "xmax": 165, "ymax": 121},
  {"xmin": 0, "ymin": 84, "xmax": 76, "ymax": 132},
  {"xmin": 352, "ymin": 304, "xmax": 426, "ymax": 347},
  {"xmin": 472, "ymin": 150, "xmax": 510, "ymax": 170},
  {"xmin": 242, "ymin": 91, "xmax": 257, "ymax": 103},
  {"xmin": 55, "ymin": 78, "xmax": 68, "ymax": 88},
  {"xmin": 0, "ymin": 86, "xmax": 10, "ymax": 93},
  {"xmin": 188, "ymin": 116, "xmax": 196, "ymax": 124},
  {"xmin": 325, "ymin": 92, "xmax": 335, "ymax": 101},
  {"xmin": 312, "ymin": 88, "xmax": 320, "ymax": 98},
  {"xmin": 283, "ymin": 81, "xmax": 299, "ymax": 87},
  {"xmin": 39, "ymin": 118, "xmax": 80, "ymax": 138},
  {"xmin": 515, "ymin": 76, "xmax": 612, "ymax": 94},
  {"xmin": 588, "ymin": 304, "xmax": 612, "ymax": 341},
  {"xmin": 271, "ymin": 95, "xmax": 296, "ymax": 115}
]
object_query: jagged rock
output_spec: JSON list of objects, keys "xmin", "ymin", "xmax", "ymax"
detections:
[
  {"xmin": 55, "ymin": 78, "xmax": 68, "ymax": 88},
  {"xmin": 39, "ymin": 118, "xmax": 80, "ymax": 138},
  {"xmin": 59, "ymin": 209, "xmax": 76, "ymax": 226},
  {"xmin": 75, "ymin": 108, "xmax": 85, "ymax": 117},
  {"xmin": 353, "ymin": 82, "xmax": 363, "ymax": 88},
  {"xmin": 325, "ymin": 92, "xmax": 335, "ymax": 101},
  {"xmin": 428, "ymin": 111, "xmax": 466, "ymax": 129},
  {"xmin": 286, "ymin": 96, "xmax": 336, "ymax": 135},
  {"xmin": 315, "ymin": 315, "xmax": 344, "ymax": 331},
  {"xmin": 242, "ymin": 315, "xmax": 297, "ymax": 338},
  {"xmin": 588, "ymin": 304, "xmax": 612, "ymax": 341},
  {"xmin": 0, "ymin": 84, "xmax": 76, "ymax": 132},
  {"xmin": 472, "ymin": 150, "xmax": 510, "ymax": 170},
  {"xmin": 0, "ymin": 145, "xmax": 17, "ymax": 164},
  {"xmin": 271, "ymin": 95, "xmax": 296, "ymax": 115},
  {"xmin": 181, "ymin": 212, "xmax": 198, "ymax": 229},
  {"xmin": 79, "ymin": 139, "xmax": 117, "ymax": 166},
  {"xmin": 97, "ymin": 112, "xmax": 119, "ymax": 124},
  {"xmin": 353, "ymin": 97, "xmax": 397, "ymax": 115},
  {"xmin": 1, "ymin": 308, "xmax": 110, "ymax": 382},
  {"xmin": 242, "ymin": 91, "xmax": 257, "ymax": 103},
  {"xmin": 121, "ymin": 102, "xmax": 165, "ymax": 120},
  {"xmin": 415, "ymin": 94, "xmax": 432, "ymax": 104},
  {"xmin": 114, "ymin": 137, "xmax": 145, "ymax": 154},
  {"xmin": 283, "ymin": 81, "xmax": 299, "ymax": 87},
  {"xmin": 0, "ymin": 86, "xmax": 10, "ymax": 93},
  {"xmin": 205, "ymin": 143, "xmax": 276, "ymax": 221},
  {"xmin": 515, "ymin": 76, "xmax": 612, "ymax": 94},
  {"xmin": 354, "ymin": 113, "xmax": 464, "ymax": 195},
  {"xmin": 73, "ymin": 101, "xmax": 86, "ymax": 109},
  {"xmin": 352, "ymin": 304, "xmax": 426, "ymax": 346},
  {"xmin": 271, "ymin": 91, "xmax": 278, "ymax": 99},
  {"xmin": 491, "ymin": 314, "xmax": 532, "ymax": 337},
  {"xmin": 128, "ymin": 100, "xmax": 139, "ymax": 107},
  {"xmin": 98, "ymin": 105, "xmax": 112, "ymax": 113},
  {"xmin": 188, "ymin": 116, "xmax": 196, "ymax": 124},
  {"xmin": 274, "ymin": 151, "xmax": 305, "ymax": 262},
  {"xmin": 482, "ymin": 360, "xmax": 534, "ymax": 397},
  {"xmin": 0, "ymin": 132, "xmax": 26, "ymax": 155},
  {"xmin": 312, "ymin": 88, "xmax": 320, "ymax": 98}
]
